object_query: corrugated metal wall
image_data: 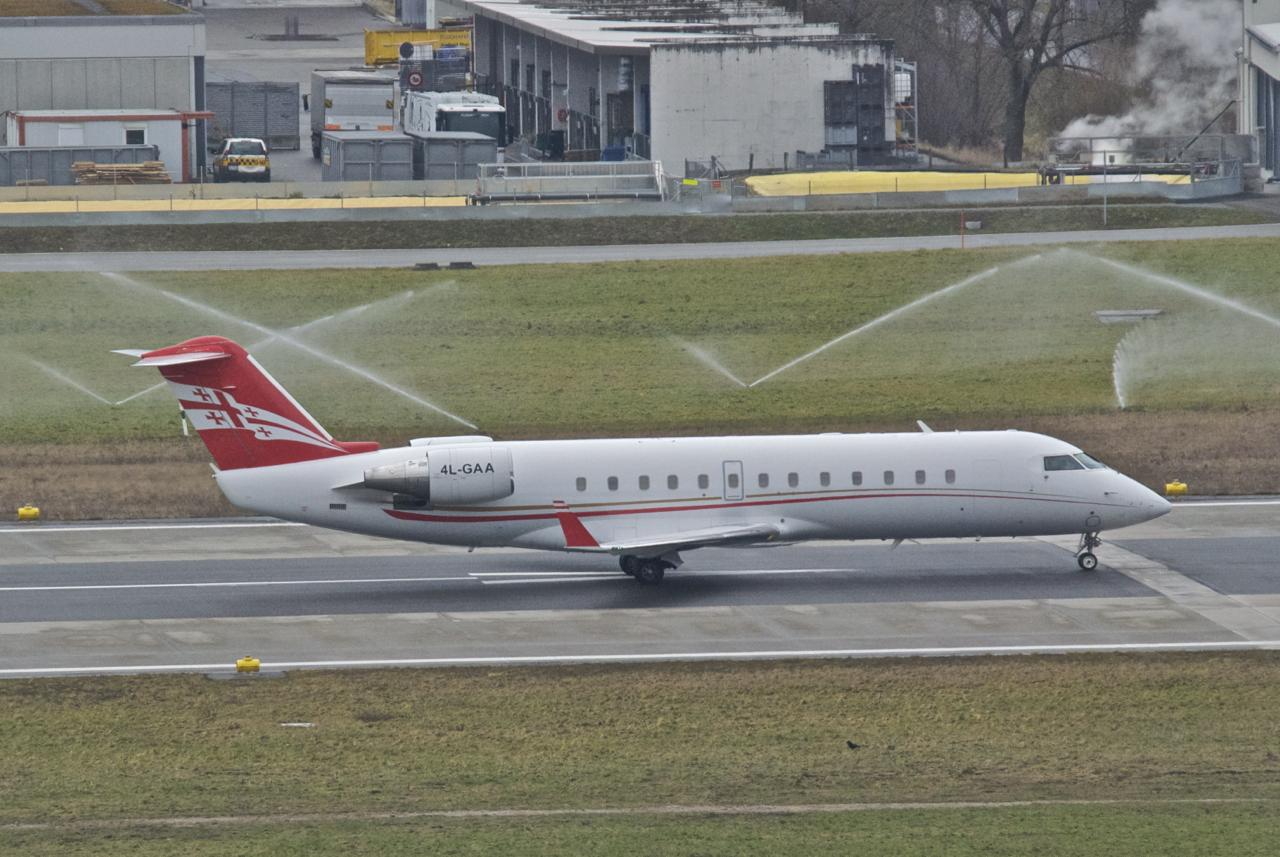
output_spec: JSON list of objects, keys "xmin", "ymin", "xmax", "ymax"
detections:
[
  {"xmin": 206, "ymin": 82, "xmax": 301, "ymax": 151},
  {"xmin": 0, "ymin": 144, "xmax": 159, "ymax": 186}
]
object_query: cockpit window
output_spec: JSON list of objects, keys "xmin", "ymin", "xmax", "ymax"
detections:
[
  {"xmin": 1074, "ymin": 453, "xmax": 1108, "ymax": 470},
  {"xmin": 1044, "ymin": 454, "xmax": 1085, "ymax": 471}
]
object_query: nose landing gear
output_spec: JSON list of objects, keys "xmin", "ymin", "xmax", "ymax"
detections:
[{"xmin": 1076, "ymin": 532, "xmax": 1102, "ymax": 571}]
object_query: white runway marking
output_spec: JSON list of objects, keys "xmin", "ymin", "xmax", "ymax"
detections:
[
  {"xmin": 0, "ymin": 522, "xmax": 306, "ymax": 534},
  {"xmin": 0, "ymin": 576, "xmax": 476, "ymax": 592},
  {"xmin": 0, "ymin": 567, "xmax": 863, "ymax": 592},
  {"xmin": 1171, "ymin": 500, "xmax": 1280, "ymax": 507},
  {"xmin": 3, "ymin": 639, "xmax": 1279, "ymax": 677}
]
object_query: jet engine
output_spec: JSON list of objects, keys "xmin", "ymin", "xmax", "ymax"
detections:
[{"xmin": 363, "ymin": 446, "xmax": 514, "ymax": 505}]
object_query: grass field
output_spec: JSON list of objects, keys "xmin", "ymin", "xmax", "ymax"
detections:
[
  {"xmin": 0, "ymin": 202, "xmax": 1268, "ymax": 254},
  {"xmin": 4, "ymin": 238, "xmax": 1280, "ymax": 517},
  {"xmin": 2, "ymin": 654, "xmax": 1278, "ymax": 854}
]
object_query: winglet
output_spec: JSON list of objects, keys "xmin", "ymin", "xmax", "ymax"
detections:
[
  {"xmin": 552, "ymin": 500, "xmax": 600, "ymax": 549},
  {"xmin": 916, "ymin": 420, "xmax": 933, "ymax": 433}
]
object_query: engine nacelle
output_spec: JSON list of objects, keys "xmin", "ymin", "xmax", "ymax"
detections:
[{"xmin": 364, "ymin": 446, "xmax": 514, "ymax": 506}]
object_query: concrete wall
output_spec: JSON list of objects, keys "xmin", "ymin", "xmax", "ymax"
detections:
[
  {"xmin": 12, "ymin": 117, "xmax": 184, "ymax": 181},
  {"xmin": 0, "ymin": 16, "xmax": 205, "ymax": 143},
  {"xmin": 649, "ymin": 38, "xmax": 893, "ymax": 172}
]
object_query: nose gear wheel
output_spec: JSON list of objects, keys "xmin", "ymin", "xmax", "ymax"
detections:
[{"xmin": 1076, "ymin": 532, "xmax": 1102, "ymax": 572}]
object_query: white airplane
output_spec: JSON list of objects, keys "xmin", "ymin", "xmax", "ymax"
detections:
[{"xmin": 119, "ymin": 336, "xmax": 1172, "ymax": 584}]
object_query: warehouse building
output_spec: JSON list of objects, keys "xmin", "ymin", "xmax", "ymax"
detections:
[
  {"xmin": 0, "ymin": 1, "xmax": 207, "ymax": 174},
  {"xmin": 448, "ymin": 0, "xmax": 906, "ymax": 173},
  {"xmin": 1242, "ymin": 0, "xmax": 1280, "ymax": 177}
]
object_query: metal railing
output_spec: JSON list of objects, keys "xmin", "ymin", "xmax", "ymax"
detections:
[{"xmin": 475, "ymin": 160, "xmax": 665, "ymax": 201}]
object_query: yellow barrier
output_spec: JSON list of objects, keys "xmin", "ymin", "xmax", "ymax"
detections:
[
  {"xmin": 0, "ymin": 195, "xmax": 468, "ymax": 215},
  {"xmin": 17, "ymin": 504, "xmax": 40, "ymax": 522},
  {"xmin": 364, "ymin": 28, "xmax": 470, "ymax": 66},
  {"xmin": 745, "ymin": 170, "xmax": 1190, "ymax": 197},
  {"xmin": 236, "ymin": 655, "xmax": 261, "ymax": 673},
  {"xmin": 1164, "ymin": 480, "xmax": 1189, "ymax": 497}
]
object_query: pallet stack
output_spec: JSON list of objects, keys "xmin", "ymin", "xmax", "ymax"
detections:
[{"xmin": 71, "ymin": 161, "xmax": 172, "ymax": 185}]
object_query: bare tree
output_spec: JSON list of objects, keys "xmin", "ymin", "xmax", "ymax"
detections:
[{"xmin": 963, "ymin": 0, "xmax": 1129, "ymax": 164}]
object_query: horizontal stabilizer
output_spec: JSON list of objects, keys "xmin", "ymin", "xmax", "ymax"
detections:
[
  {"xmin": 130, "ymin": 351, "xmax": 232, "ymax": 368},
  {"xmin": 110, "ymin": 349, "xmax": 148, "ymax": 358}
]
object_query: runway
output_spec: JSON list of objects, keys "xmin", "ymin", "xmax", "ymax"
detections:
[
  {"xmin": 2, "ymin": 501, "xmax": 1278, "ymax": 677},
  {"xmin": 2, "ymin": 223, "xmax": 1279, "ymax": 273}
]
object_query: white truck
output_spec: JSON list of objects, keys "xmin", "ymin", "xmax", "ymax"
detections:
[
  {"xmin": 401, "ymin": 90, "xmax": 506, "ymax": 146},
  {"xmin": 309, "ymin": 69, "xmax": 398, "ymax": 158}
]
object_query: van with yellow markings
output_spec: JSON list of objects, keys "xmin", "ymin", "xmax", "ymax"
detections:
[{"xmin": 213, "ymin": 138, "xmax": 271, "ymax": 183}]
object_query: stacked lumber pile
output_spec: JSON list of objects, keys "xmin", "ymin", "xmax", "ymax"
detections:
[{"xmin": 71, "ymin": 161, "xmax": 172, "ymax": 185}]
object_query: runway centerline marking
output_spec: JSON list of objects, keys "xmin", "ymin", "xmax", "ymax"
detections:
[{"xmin": 0, "ymin": 567, "xmax": 863, "ymax": 592}]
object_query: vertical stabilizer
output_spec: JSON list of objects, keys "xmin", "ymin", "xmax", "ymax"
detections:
[{"xmin": 122, "ymin": 335, "xmax": 378, "ymax": 470}]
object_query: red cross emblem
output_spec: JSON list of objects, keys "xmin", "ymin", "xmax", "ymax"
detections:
[
  {"xmin": 205, "ymin": 411, "xmax": 227, "ymax": 426},
  {"xmin": 194, "ymin": 388, "xmax": 213, "ymax": 402}
]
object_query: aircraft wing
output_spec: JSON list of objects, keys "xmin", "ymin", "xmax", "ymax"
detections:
[{"xmin": 590, "ymin": 523, "xmax": 782, "ymax": 556}]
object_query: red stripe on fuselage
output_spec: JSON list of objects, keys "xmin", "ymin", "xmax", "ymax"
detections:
[{"xmin": 384, "ymin": 490, "xmax": 1122, "ymax": 526}]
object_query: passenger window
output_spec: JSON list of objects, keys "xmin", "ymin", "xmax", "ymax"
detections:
[
  {"xmin": 1044, "ymin": 455, "xmax": 1085, "ymax": 471},
  {"xmin": 607, "ymin": 476, "xmax": 618, "ymax": 491},
  {"xmin": 667, "ymin": 475, "xmax": 678, "ymax": 490},
  {"xmin": 727, "ymin": 472, "xmax": 739, "ymax": 489},
  {"xmin": 639, "ymin": 475, "xmax": 650, "ymax": 490},
  {"xmin": 851, "ymin": 471, "xmax": 862, "ymax": 486},
  {"xmin": 945, "ymin": 469, "xmax": 956, "ymax": 484},
  {"xmin": 788, "ymin": 472, "xmax": 799, "ymax": 488},
  {"xmin": 576, "ymin": 477, "xmax": 587, "ymax": 491},
  {"xmin": 698, "ymin": 474, "xmax": 709, "ymax": 490},
  {"xmin": 758, "ymin": 473, "xmax": 769, "ymax": 488},
  {"xmin": 820, "ymin": 472, "xmax": 830, "ymax": 487},
  {"xmin": 915, "ymin": 469, "xmax": 926, "ymax": 485},
  {"xmin": 884, "ymin": 470, "xmax": 895, "ymax": 486}
]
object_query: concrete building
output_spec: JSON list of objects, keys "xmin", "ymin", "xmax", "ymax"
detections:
[
  {"xmin": 1242, "ymin": 0, "xmax": 1280, "ymax": 177},
  {"xmin": 0, "ymin": 1, "xmax": 207, "ymax": 172},
  {"xmin": 449, "ymin": 0, "xmax": 902, "ymax": 173}
]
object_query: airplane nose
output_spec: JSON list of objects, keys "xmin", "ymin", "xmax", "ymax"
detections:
[{"xmin": 1135, "ymin": 483, "xmax": 1172, "ymax": 521}]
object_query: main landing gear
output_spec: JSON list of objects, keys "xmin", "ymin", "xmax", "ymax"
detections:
[
  {"xmin": 619, "ymin": 554, "xmax": 675, "ymax": 585},
  {"xmin": 1076, "ymin": 532, "xmax": 1102, "ymax": 571}
]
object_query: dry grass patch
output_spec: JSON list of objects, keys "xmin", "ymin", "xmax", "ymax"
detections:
[{"xmin": 0, "ymin": 440, "xmax": 229, "ymax": 520}]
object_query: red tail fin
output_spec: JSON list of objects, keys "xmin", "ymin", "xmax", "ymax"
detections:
[{"xmin": 130, "ymin": 336, "xmax": 378, "ymax": 470}]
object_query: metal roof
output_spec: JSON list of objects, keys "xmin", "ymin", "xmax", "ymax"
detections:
[{"xmin": 453, "ymin": 0, "xmax": 854, "ymax": 54}]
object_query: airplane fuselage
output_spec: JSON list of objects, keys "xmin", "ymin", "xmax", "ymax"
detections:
[{"xmin": 216, "ymin": 429, "xmax": 1170, "ymax": 555}]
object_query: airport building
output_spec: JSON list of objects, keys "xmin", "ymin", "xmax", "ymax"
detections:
[
  {"xmin": 446, "ymin": 0, "xmax": 911, "ymax": 173},
  {"xmin": 0, "ymin": 1, "xmax": 207, "ymax": 171},
  {"xmin": 1242, "ymin": 0, "xmax": 1280, "ymax": 177}
]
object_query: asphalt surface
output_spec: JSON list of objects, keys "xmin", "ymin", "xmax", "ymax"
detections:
[
  {"xmin": 2, "ymin": 223, "xmax": 1280, "ymax": 273},
  {"xmin": 2, "ymin": 501, "xmax": 1278, "ymax": 677}
]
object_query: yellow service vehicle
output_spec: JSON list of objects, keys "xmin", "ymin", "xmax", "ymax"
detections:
[{"xmin": 213, "ymin": 137, "xmax": 271, "ymax": 183}]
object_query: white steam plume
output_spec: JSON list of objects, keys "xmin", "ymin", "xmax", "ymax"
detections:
[{"xmin": 1061, "ymin": 0, "xmax": 1241, "ymax": 138}]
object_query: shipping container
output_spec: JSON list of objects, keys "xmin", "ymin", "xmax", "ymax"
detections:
[
  {"xmin": 0, "ymin": 144, "xmax": 160, "ymax": 186},
  {"xmin": 364, "ymin": 27, "xmax": 471, "ymax": 66},
  {"xmin": 207, "ymin": 82, "xmax": 301, "ymax": 151},
  {"xmin": 416, "ymin": 131, "xmax": 497, "ymax": 180},
  {"xmin": 320, "ymin": 130, "xmax": 414, "ymax": 181}
]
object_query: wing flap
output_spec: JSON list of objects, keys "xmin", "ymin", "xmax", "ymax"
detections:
[{"xmin": 592, "ymin": 523, "xmax": 781, "ymax": 556}]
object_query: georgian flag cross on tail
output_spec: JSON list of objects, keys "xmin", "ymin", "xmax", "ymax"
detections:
[
  {"xmin": 115, "ymin": 336, "xmax": 378, "ymax": 470},
  {"xmin": 118, "ymin": 335, "xmax": 1171, "ymax": 585}
]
